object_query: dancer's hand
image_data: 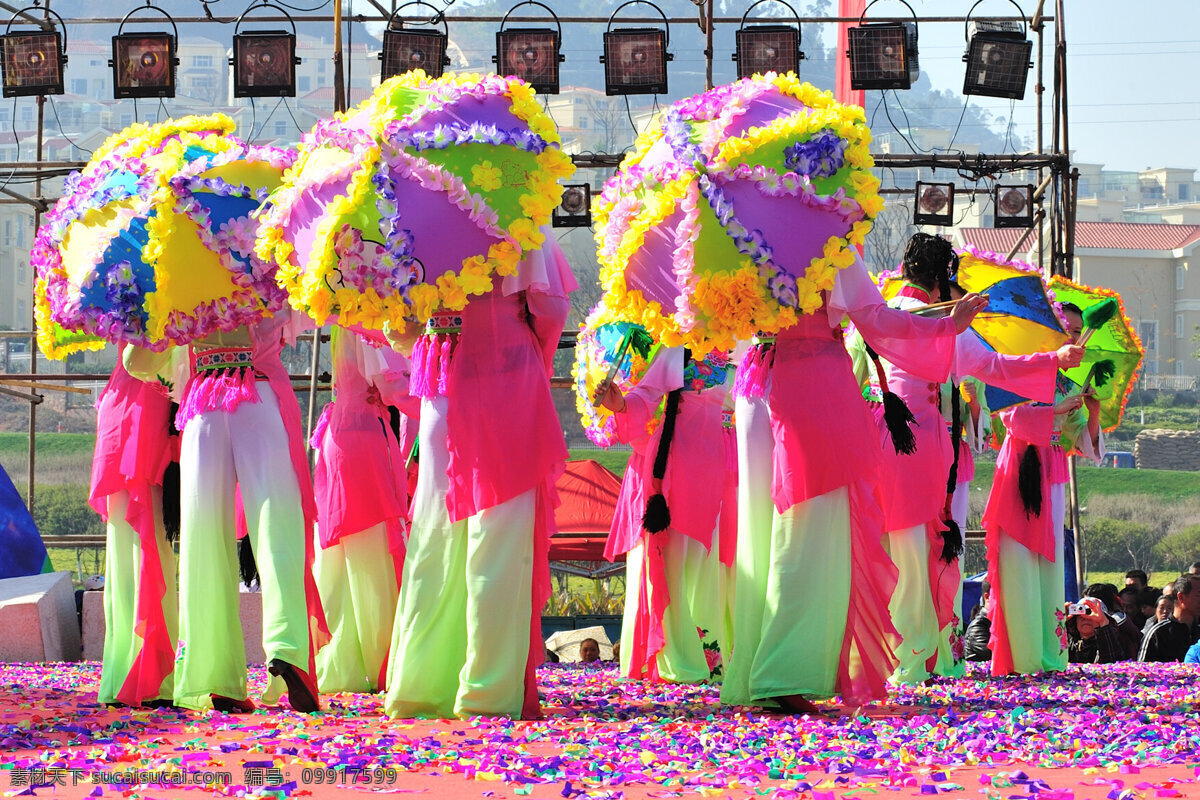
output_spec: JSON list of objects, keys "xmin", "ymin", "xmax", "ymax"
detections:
[
  {"xmin": 1055, "ymin": 394, "xmax": 1084, "ymax": 414},
  {"xmin": 1083, "ymin": 387, "xmax": 1101, "ymax": 416},
  {"xmin": 596, "ymin": 381, "xmax": 626, "ymax": 413},
  {"xmin": 1056, "ymin": 344, "xmax": 1085, "ymax": 369},
  {"xmin": 950, "ymin": 292, "xmax": 989, "ymax": 333}
]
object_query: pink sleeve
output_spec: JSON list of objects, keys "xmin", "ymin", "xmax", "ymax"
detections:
[
  {"xmin": 517, "ymin": 236, "xmax": 576, "ymax": 375},
  {"xmin": 611, "ymin": 346, "xmax": 684, "ymax": 445},
  {"xmin": 1001, "ymin": 404, "xmax": 1056, "ymax": 446},
  {"xmin": 371, "ymin": 348, "xmax": 415, "ymax": 409},
  {"xmin": 954, "ymin": 331, "xmax": 1060, "ymax": 404},
  {"xmin": 831, "ymin": 256, "xmax": 957, "ymax": 383}
]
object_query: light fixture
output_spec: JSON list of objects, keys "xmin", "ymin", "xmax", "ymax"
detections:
[
  {"xmin": 1, "ymin": 4, "xmax": 67, "ymax": 98},
  {"xmin": 110, "ymin": 4, "xmax": 179, "ymax": 99},
  {"xmin": 231, "ymin": 2, "xmax": 300, "ymax": 98},
  {"xmin": 914, "ymin": 181, "xmax": 955, "ymax": 227},
  {"xmin": 994, "ymin": 184, "xmax": 1034, "ymax": 228},
  {"xmin": 733, "ymin": 0, "xmax": 804, "ymax": 80},
  {"xmin": 381, "ymin": 1, "xmax": 451, "ymax": 82},
  {"xmin": 846, "ymin": 0, "xmax": 919, "ymax": 91},
  {"xmin": 494, "ymin": 1, "xmax": 563, "ymax": 94},
  {"xmin": 552, "ymin": 183, "xmax": 591, "ymax": 228},
  {"xmin": 600, "ymin": 0, "xmax": 672, "ymax": 97},
  {"xmin": 962, "ymin": 0, "xmax": 1033, "ymax": 100}
]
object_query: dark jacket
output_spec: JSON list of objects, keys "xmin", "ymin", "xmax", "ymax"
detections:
[{"xmin": 964, "ymin": 613, "xmax": 992, "ymax": 662}]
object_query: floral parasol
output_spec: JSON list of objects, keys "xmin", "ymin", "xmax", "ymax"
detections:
[
  {"xmin": 256, "ymin": 71, "xmax": 575, "ymax": 334},
  {"xmin": 32, "ymin": 115, "xmax": 295, "ymax": 358},
  {"xmin": 593, "ymin": 72, "xmax": 883, "ymax": 355}
]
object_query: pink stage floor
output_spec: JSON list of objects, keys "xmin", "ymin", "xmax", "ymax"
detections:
[{"xmin": 2, "ymin": 661, "xmax": 1199, "ymax": 799}]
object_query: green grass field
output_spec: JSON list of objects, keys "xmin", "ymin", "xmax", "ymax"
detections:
[{"xmin": 968, "ymin": 461, "xmax": 1200, "ymax": 502}]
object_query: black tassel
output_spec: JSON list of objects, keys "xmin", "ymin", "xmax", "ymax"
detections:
[
  {"xmin": 642, "ymin": 493, "xmax": 671, "ymax": 533},
  {"xmin": 882, "ymin": 390, "xmax": 919, "ymax": 455},
  {"xmin": 940, "ymin": 518, "xmax": 964, "ymax": 563},
  {"xmin": 866, "ymin": 343, "xmax": 918, "ymax": 455},
  {"xmin": 161, "ymin": 401, "xmax": 182, "ymax": 543},
  {"xmin": 238, "ymin": 535, "xmax": 260, "ymax": 587},
  {"xmin": 1018, "ymin": 444, "xmax": 1043, "ymax": 518}
]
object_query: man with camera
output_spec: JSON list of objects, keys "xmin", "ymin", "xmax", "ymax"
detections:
[{"xmin": 1065, "ymin": 596, "xmax": 1127, "ymax": 664}]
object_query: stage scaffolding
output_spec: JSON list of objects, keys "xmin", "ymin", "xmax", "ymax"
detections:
[{"xmin": 0, "ymin": 0, "xmax": 1082, "ymax": 589}]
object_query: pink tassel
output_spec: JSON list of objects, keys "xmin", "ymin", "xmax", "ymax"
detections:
[
  {"xmin": 733, "ymin": 344, "xmax": 774, "ymax": 399},
  {"xmin": 435, "ymin": 335, "xmax": 453, "ymax": 396},
  {"xmin": 175, "ymin": 369, "xmax": 262, "ymax": 429},
  {"xmin": 409, "ymin": 336, "xmax": 431, "ymax": 398}
]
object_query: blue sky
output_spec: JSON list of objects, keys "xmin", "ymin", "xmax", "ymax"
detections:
[{"xmin": 869, "ymin": 0, "xmax": 1200, "ymax": 172}]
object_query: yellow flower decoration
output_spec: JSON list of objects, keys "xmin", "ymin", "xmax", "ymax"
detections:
[{"xmin": 471, "ymin": 161, "xmax": 503, "ymax": 192}]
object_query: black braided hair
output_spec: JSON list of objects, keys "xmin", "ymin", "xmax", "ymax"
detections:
[
  {"xmin": 901, "ymin": 232, "xmax": 957, "ymax": 292},
  {"xmin": 642, "ymin": 349, "xmax": 691, "ymax": 533},
  {"xmin": 1018, "ymin": 444, "xmax": 1043, "ymax": 518},
  {"xmin": 161, "ymin": 401, "xmax": 182, "ymax": 544}
]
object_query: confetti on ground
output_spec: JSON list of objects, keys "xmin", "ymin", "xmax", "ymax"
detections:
[{"xmin": 1, "ymin": 661, "xmax": 1198, "ymax": 799}]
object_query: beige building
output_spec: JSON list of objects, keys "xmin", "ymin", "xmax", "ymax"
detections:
[{"xmin": 958, "ymin": 222, "xmax": 1200, "ymax": 388}]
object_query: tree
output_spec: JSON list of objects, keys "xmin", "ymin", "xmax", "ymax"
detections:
[
  {"xmin": 1081, "ymin": 517, "xmax": 1161, "ymax": 572},
  {"xmin": 1153, "ymin": 524, "xmax": 1200, "ymax": 576},
  {"xmin": 33, "ymin": 484, "xmax": 104, "ymax": 539}
]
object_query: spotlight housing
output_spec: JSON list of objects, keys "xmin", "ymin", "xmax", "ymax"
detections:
[
  {"xmin": 1, "ymin": 7, "xmax": 68, "ymax": 98},
  {"xmin": 381, "ymin": 2, "xmax": 451, "ymax": 81},
  {"xmin": 552, "ymin": 183, "xmax": 592, "ymax": 228},
  {"xmin": 733, "ymin": 0, "xmax": 804, "ymax": 80},
  {"xmin": 231, "ymin": 4, "xmax": 300, "ymax": 98},
  {"xmin": 600, "ymin": 1, "xmax": 672, "ymax": 97},
  {"xmin": 962, "ymin": 1, "xmax": 1032, "ymax": 100},
  {"xmin": 914, "ymin": 181, "xmax": 955, "ymax": 227},
  {"xmin": 846, "ymin": 0, "xmax": 919, "ymax": 91},
  {"xmin": 493, "ymin": 2, "xmax": 563, "ymax": 94},
  {"xmin": 994, "ymin": 184, "xmax": 1034, "ymax": 228},
  {"xmin": 110, "ymin": 6, "xmax": 179, "ymax": 99}
]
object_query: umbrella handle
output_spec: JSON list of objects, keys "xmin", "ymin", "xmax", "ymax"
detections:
[
  {"xmin": 1076, "ymin": 327, "xmax": 1097, "ymax": 348},
  {"xmin": 592, "ymin": 331, "xmax": 635, "ymax": 408}
]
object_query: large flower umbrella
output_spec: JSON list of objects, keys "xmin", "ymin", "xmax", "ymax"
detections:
[
  {"xmin": 33, "ymin": 115, "xmax": 295, "ymax": 358},
  {"xmin": 593, "ymin": 72, "xmax": 884, "ymax": 356},
  {"xmin": 1045, "ymin": 276, "xmax": 1143, "ymax": 432},
  {"xmin": 256, "ymin": 71, "xmax": 574, "ymax": 334}
]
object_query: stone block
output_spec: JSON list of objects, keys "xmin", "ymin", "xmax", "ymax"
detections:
[{"xmin": 0, "ymin": 571, "xmax": 82, "ymax": 662}]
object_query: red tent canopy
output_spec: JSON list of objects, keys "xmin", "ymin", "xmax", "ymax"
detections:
[{"xmin": 550, "ymin": 459, "xmax": 623, "ymax": 562}]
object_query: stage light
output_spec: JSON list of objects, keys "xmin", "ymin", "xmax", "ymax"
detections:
[
  {"xmin": 381, "ymin": 2, "xmax": 451, "ymax": 81},
  {"xmin": 846, "ymin": 0, "xmax": 919, "ymax": 91},
  {"xmin": 962, "ymin": 1, "xmax": 1032, "ymax": 100},
  {"xmin": 552, "ymin": 183, "xmax": 592, "ymax": 228},
  {"xmin": 994, "ymin": 184, "xmax": 1034, "ymax": 228},
  {"xmin": 231, "ymin": 3, "xmax": 300, "ymax": 98},
  {"xmin": 913, "ymin": 181, "xmax": 955, "ymax": 227},
  {"xmin": 1, "ymin": 6, "xmax": 67, "ymax": 98},
  {"xmin": 733, "ymin": 0, "xmax": 804, "ymax": 80},
  {"xmin": 110, "ymin": 6, "xmax": 179, "ymax": 99},
  {"xmin": 493, "ymin": 2, "xmax": 563, "ymax": 94},
  {"xmin": 600, "ymin": 0, "xmax": 672, "ymax": 97}
]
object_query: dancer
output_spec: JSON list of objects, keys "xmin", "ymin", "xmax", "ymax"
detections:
[
  {"xmin": 94, "ymin": 345, "xmax": 185, "ymax": 707},
  {"xmin": 384, "ymin": 232, "xmax": 574, "ymax": 720},
  {"xmin": 983, "ymin": 303, "xmax": 1103, "ymax": 676},
  {"xmin": 850, "ymin": 234, "xmax": 1081, "ymax": 684},
  {"xmin": 598, "ymin": 346, "xmax": 736, "ymax": 684},
  {"xmin": 311, "ymin": 328, "xmax": 412, "ymax": 693},
  {"xmin": 721, "ymin": 253, "xmax": 986, "ymax": 712},
  {"xmin": 158, "ymin": 311, "xmax": 327, "ymax": 713}
]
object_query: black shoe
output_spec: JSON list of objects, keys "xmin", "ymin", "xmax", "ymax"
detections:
[
  {"xmin": 210, "ymin": 694, "xmax": 256, "ymax": 714},
  {"xmin": 268, "ymin": 659, "xmax": 320, "ymax": 713},
  {"xmin": 144, "ymin": 698, "xmax": 180, "ymax": 711},
  {"xmin": 773, "ymin": 694, "xmax": 822, "ymax": 716}
]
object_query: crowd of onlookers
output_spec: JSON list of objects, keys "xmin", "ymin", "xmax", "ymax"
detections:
[{"xmin": 965, "ymin": 562, "xmax": 1200, "ymax": 665}]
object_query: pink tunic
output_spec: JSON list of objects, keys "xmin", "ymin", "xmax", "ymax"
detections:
[
  {"xmin": 603, "ymin": 349, "xmax": 736, "ymax": 680},
  {"xmin": 312, "ymin": 332, "xmax": 410, "ymax": 553},
  {"xmin": 90, "ymin": 346, "xmax": 174, "ymax": 706},
  {"xmin": 752, "ymin": 258, "xmax": 959, "ymax": 704},
  {"xmin": 177, "ymin": 312, "xmax": 330, "ymax": 692},
  {"xmin": 409, "ymin": 236, "xmax": 575, "ymax": 719}
]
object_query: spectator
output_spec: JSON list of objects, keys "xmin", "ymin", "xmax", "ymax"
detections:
[
  {"xmin": 1189, "ymin": 562, "xmax": 1200, "ymax": 577},
  {"xmin": 1186, "ymin": 640, "xmax": 1200, "ymax": 664},
  {"xmin": 1138, "ymin": 588, "xmax": 1161, "ymax": 625},
  {"xmin": 1118, "ymin": 586, "xmax": 1146, "ymax": 630},
  {"xmin": 1085, "ymin": 583, "xmax": 1142, "ymax": 660},
  {"xmin": 1146, "ymin": 596, "xmax": 1175, "ymax": 635},
  {"xmin": 74, "ymin": 575, "xmax": 105, "ymax": 635},
  {"xmin": 1163, "ymin": 581, "xmax": 1178, "ymax": 601},
  {"xmin": 964, "ymin": 581, "xmax": 992, "ymax": 662},
  {"xmin": 1125, "ymin": 569, "xmax": 1149, "ymax": 592},
  {"xmin": 1139, "ymin": 575, "xmax": 1200, "ymax": 662},
  {"xmin": 579, "ymin": 638, "xmax": 601, "ymax": 664},
  {"xmin": 1066, "ymin": 597, "xmax": 1127, "ymax": 664}
]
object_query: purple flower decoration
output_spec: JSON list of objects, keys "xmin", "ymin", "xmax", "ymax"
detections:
[{"xmin": 783, "ymin": 129, "xmax": 847, "ymax": 179}]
